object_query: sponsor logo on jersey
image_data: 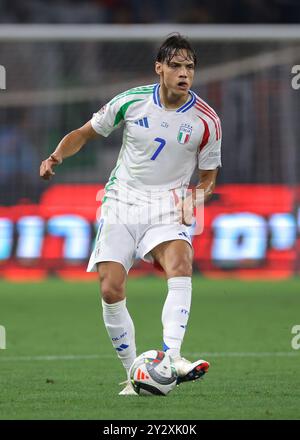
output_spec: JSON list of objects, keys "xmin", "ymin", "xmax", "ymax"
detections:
[
  {"xmin": 177, "ymin": 123, "xmax": 192, "ymax": 144},
  {"xmin": 134, "ymin": 117, "xmax": 149, "ymax": 128}
]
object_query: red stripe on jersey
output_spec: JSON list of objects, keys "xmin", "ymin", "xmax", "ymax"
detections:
[
  {"xmin": 198, "ymin": 100, "xmax": 221, "ymax": 139},
  {"xmin": 196, "ymin": 98, "xmax": 219, "ymax": 125},
  {"xmin": 198, "ymin": 116, "xmax": 210, "ymax": 151},
  {"xmin": 195, "ymin": 100, "xmax": 220, "ymax": 138},
  {"xmin": 195, "ymin": 99, "xmax": 220, "ymax": 140},
  {"xmin": 196, "ymin": 97, "xmax": 218, "ymax": 118},
  {"xmin": 195, "ymin": 105, "xmax": 220, "ymax": 140}
]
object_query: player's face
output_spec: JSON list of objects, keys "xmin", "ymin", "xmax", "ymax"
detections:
[{"xmin": 155, "ymin": 50, "xmax": 195, "ymax": 96}]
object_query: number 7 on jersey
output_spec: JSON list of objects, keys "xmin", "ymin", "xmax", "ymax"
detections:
[{"xmin": 150, "ymin": 137, "xmax": 166, "ymax": 160}]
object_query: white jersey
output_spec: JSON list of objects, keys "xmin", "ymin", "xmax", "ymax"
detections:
[{"xmin": 91, "ymin": 83, "xmax": 222, "ymax": 193}]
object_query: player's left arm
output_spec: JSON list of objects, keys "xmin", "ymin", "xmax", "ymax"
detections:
[
  {"xmin": 180, "ymin": 116, "xmax": 221, "ymax": 225},
  {"xmin": 178, "ymin": 168, "xmax": 218, "ymax": 226},
  {"xmin": 193, "ymin": 114, "xmax": 222, "ymax": 205},
  {"xmin": 193, "ymin": 168, "xmax": 219, "ymax": 205}
]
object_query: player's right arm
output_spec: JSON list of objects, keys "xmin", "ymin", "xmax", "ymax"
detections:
[
  {"xmin": 40, "ymin": 88, "xmax": 136, "ymax": 180},
  {"xmin": 40, "ymin": 120, "xmax": 99, "ymax": 180}
]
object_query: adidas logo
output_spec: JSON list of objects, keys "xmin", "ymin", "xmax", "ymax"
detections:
[
  {"xmin": 115, "ymin": 344, "xmax": 129, "ymax": 352},
  {"xmin": 178, "ymin": 232, "xmax": 189, "ymax": 238},
  {"xmin": 136, "ymin": 368, "xmax": 150, "ymax": 380},
  {"xmin": 134, "ymin": 117, "xmax": 149, "ymax": 128}
]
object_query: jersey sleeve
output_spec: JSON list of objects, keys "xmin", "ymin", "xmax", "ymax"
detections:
[
  {"xmin": 91, "ymin": 95, "xmax": 126, "ymax": 137},
  {"xmin": 198, "ymin": 117, "xmax": 222, "ymax": 170}
]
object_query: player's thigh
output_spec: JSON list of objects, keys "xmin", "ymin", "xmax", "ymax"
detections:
[
  {"xmin": 88, "ymin": 216, "xmax": 136, "ymax": 276},
  {"xmin": 97, "ymin": 261, "xmax": 127, "ymax": 304},
  {"xmin": 151, "ymin": 239, "xmax": 193, "ymax": 278}
]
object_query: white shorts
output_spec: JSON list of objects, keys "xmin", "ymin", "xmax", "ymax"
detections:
[{"xmin": 87, "ymin": 186, "xmax": 192, "ymax": 274}]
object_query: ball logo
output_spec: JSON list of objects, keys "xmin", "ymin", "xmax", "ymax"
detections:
[{"xmin": 137, "ymin": 368, "xmax": 150, "ymax": 380}]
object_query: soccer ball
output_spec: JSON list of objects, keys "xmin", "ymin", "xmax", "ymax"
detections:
[{"xmin": 129, "ymin": 350, "xmax": 177, "ymax": 396}]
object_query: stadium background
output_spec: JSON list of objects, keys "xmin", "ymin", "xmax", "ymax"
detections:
[{"xmin": 0, "ymin": 0, "xmax": 300, "ymax": 421}]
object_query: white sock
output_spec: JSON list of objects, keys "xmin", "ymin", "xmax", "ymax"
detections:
[
  {"xmin": 162, "ymin": 277, "xmax": 192, "ymax": 358},
  {"xmin": 102, "ymin": 298, "xmax": 136, "ymax": 377}
]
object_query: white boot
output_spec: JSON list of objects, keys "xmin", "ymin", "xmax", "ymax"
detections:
[{"xmin": 172, "ymin": 357, "xmax": 210, "ymax": 384}]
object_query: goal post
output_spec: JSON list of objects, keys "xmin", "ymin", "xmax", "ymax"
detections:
[{"xmin": 1, "ymin": 23, "xmax": 300, "ymax": 41}]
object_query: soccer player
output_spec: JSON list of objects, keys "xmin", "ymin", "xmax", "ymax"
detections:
[{"xmin": 40, "ymin": 34, "xmax": 222, "ymax": 395}]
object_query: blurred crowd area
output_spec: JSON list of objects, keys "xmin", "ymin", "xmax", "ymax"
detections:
[
  {"xmin": 1, "ymin": 0, "xmax": 300, "ymax": 24},
  {"xmin": 0, "ymin": 37, "xmax": 299, "ymax": 206}
]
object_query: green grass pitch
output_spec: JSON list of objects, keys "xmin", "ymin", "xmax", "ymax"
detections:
[{"xmin": 0, "ymin": 276, "xmax": 299, "ymax": 420}]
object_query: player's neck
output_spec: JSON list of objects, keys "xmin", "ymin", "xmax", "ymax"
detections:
[{"xmin": 159, "ymin": 84, "xmax": 190, "ymax": 110}]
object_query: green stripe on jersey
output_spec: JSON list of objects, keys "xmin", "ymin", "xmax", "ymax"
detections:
[
  {"xmin": 110, "ymin": 86, "xmax": 154, "ymax": 104},
  {"xmin": 102, "ymin": 163, "xmax": 121, "ymax": 204},
  {"xmin": 113, "ymin": 99, "xmax": 143, "ymax": 126},
  {"xmin": 115, "ymin": 85, "xmax": 154, "ymax": 96}
]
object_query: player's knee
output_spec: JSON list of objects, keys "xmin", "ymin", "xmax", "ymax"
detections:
[
  {"xmin": 99, "ymin": 277, "xmax": 126, "ymax": 304},
  {"xmin": 166, "ymin": 258, "xmax": 193, "ymax": 278}
]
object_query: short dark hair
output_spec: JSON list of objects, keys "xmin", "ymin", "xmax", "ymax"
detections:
[{"xmin": 156, "ymin": 33, "xmax": 197, "ymax": 66}]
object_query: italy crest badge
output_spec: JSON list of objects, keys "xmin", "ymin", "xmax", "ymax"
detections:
[{"xmin": 177, "ymin": 123, "xmax": 193, "ymax": 144}]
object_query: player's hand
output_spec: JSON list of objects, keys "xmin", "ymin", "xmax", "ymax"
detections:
[
  {"xmin": 176, "ymin": 196, "xmax": 194, "ymax": 226},
  {"xmin": 40, "ymin": 154, "xmax": 62, "ymax": 180}
]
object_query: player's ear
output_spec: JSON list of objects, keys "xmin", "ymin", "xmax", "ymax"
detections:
[{"xmin": 155, "ymin": 62, "xmax": 163, "ymax": 75}]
